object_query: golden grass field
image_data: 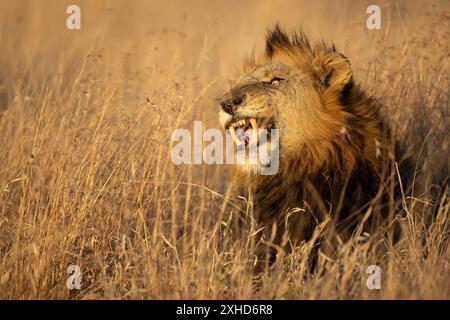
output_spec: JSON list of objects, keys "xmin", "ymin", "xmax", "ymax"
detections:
[{"xmin": 0, "ymin": 0, "xmax": 448, "ymax": 299}]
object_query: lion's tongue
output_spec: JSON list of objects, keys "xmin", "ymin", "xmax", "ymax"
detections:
[{"xmin": 229, "ymin": 118, "xmax": 258, "ymax": 146}]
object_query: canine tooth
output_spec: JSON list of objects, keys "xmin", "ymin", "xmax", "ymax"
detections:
[
  {"xmin": 228, "ymin": 126, "xmax": 242, "ymax": 146},
  {"xmin": 249, "ymin": 118, "xmax": 258, "ymax": 144},
  {"xmin": 249, "ymin": 118, "xmax": 258, "ymax": 130}
]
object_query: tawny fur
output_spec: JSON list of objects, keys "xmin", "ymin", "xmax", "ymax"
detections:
[{"xmin": 219, "ymin": 26, "xmax": 403, "ymax": 266}]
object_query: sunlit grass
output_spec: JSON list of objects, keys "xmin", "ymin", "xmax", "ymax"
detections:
[{"xmin": 0, "ymin": 0, "xmax": 448, "ymax": 299}]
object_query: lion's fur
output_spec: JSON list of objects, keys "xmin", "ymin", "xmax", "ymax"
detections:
[{"xmin": 220, "ymin": 26, "xmax": 407, "ymax": 265}]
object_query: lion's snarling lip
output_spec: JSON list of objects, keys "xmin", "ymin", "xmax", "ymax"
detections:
[{"xmin": 225, "ymin": 117, "xmax": 275, "ymax": 146}]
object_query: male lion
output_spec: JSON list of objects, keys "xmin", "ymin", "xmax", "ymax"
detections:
[{"xmin": 218, "ymin": 26, "xmax": 408, "ymax": 268}]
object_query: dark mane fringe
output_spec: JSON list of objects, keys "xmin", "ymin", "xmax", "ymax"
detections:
[{"xmin": 265, "ymin": 24, "xmax": 335, "ymax": 60}]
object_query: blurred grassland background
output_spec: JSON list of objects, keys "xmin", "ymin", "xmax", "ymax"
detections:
[{"xmin": 0, "ymin": 0, "xmax": 448, "ymax": 299}]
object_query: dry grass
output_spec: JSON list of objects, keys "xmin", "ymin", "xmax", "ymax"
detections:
[{"xmin": 0, "ymin": 0, "xmax": 448, "ymax": 299}]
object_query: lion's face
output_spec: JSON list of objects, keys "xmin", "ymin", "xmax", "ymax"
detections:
[
  {"xmin": 219, "ymin": 61, "xmax": 322, "ymax": 148},
  {"xmin": 218, "ymin": 26, "xmax": 354, "ymax": 175},
  {"xmin": 218, "ymin": 61, "xmax": 332, "ymax": 175}
]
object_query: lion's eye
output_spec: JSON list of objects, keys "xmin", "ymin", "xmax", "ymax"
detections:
[{"xmin": 268, "ymin": 77, "xmax": 284, "ymax": 85}]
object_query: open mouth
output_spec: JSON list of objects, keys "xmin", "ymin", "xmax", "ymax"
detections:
[{"xmin": 225, "ymin": 117, "xmax": 275, "ymax": 146}]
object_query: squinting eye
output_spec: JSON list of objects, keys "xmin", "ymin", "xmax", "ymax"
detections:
[{"xmin": 269, "ymin": 77, "xmax": 284, "ymax": 85}]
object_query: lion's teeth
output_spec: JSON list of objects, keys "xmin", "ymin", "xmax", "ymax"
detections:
[
  {"xmin": 228, "ymin": 126, "xmax": 242, "ymax": 145},
  {"xmin": 249, "ymin": 118, "xmax": 258, "ymax": 130},
  {"xmin": 249, "ymin": 118, "xmax": 258, "ymax": 144}
]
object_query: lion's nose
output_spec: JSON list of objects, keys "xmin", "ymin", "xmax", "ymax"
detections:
[{"xmin": 220, "ymin": 93, "xmax": 246, "ymax": 115}]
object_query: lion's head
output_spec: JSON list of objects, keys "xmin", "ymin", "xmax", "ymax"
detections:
[{"xmin": 218, "ymin": 26, "xmax": 371, "ymax": 176}]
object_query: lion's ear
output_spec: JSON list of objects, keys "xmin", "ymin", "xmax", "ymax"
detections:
[{"xmin": 314, "ymin": 52, "xmax": 353, "ymax": 91}]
